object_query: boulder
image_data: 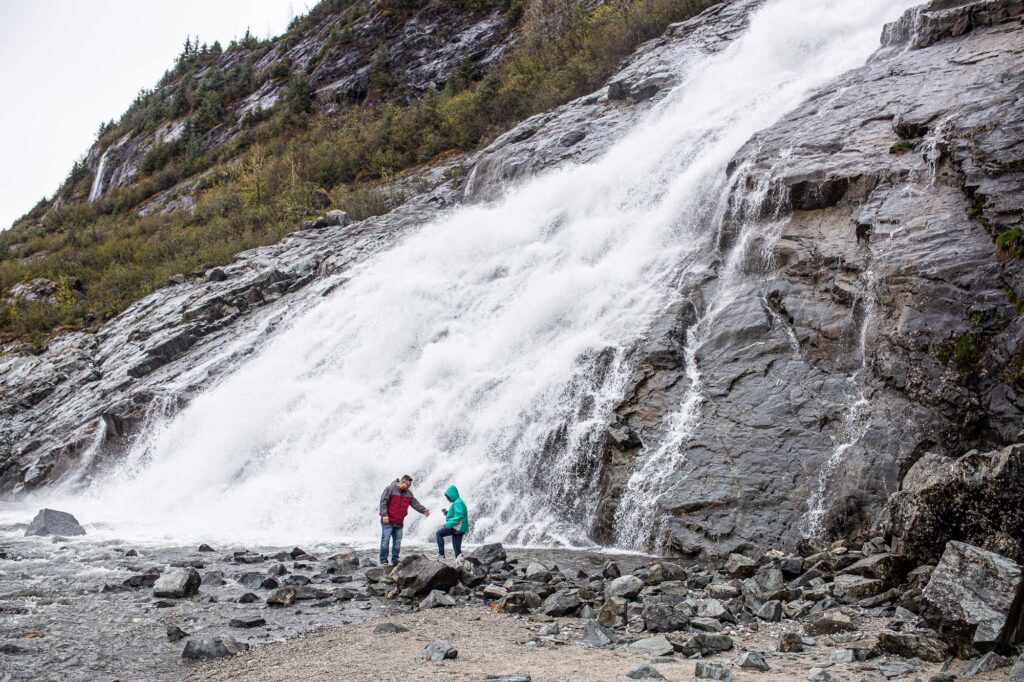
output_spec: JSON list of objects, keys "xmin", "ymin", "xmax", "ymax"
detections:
[
  {"xmin": 181, "ymin": 636, "xmax": 248, "ymax": 660},
  {"xmin": 680, "ymin": 633, "xmax": 734, "ymax": 656},
  {"xmin": 804, "ymin": 612, "xmax": 859, "ymax": 636},
  {"xmin": 266, "ymin": 587, "xmax": 298, "ymax": 607},
  {"xmin": 694, "ymin": 661, "xmax": 732, "ymax": 681},
  {"xmin": 833, "ymin": 575, "xmax": 885, "ymax": 604},
  {"xmin": 493, "ymin": 591, "xmax": 541, "ymax": 614},
  {"xmin": 808, "ymin": 669, "xmax": 838, "ymax": 682},
  {"xmin": 628, "ymin": 635, "xmax": 674, "ymax": 657},
  {"xmin": 696, "ymin": 598, "xmax": 737, "ymax": 624},
  {"xmin": 390, "ymin": 554, "xmax": 459, "ymax": 596},
  {"xmin": 415, "ymin": 640, "xmax": 457, "ymax": 663},
  {"xmin": 606, "ymin": 575, "xmax": 644, "ymax": 600},
  {"xmin": 920, "ymin": 541, "xmax": 1024, "ymax": 651},
  {"xmin": 736, "ymin": 651, "xmax": 770, "ymax": 671},
  {"xmin": 229, "ymin": 616, "xmax": 266, "ymax": 629},
  {"xmin": 420, "ymin": 590, "xmax": 456, "ymax": 609},
  {"xmin": 603, "ymin": 560, "xmax": 621, "ymax": 579},
  {"xmin": 889, "ymin": 445, "xmax": 1024, "ymax": 563},
  {"xmin": 839, "ymin": 553, "xmax": 913, "ymax": 587},
  {"xmin": 373, "ymin": 622, "xmax": 408, "ymax": 634},
  {"xmin": 24, "ymin": 509, "xmax": 85, "ymax": 537},
  {"xmin": 166, "ymin": 626, "xmax": 189, "ymax": 641},
  {"xmin": 597, "ymin": 596, "xmax": 629, "ymax": 627},
  {"xmin": 469, "ymin": 543, "xmax": 506, "ymax": 566},
  {"xmin": 756, "ymin": 600, "xmax": 783, "ymax": 622},
  {"xmin": 524, "ymin": 562, "xmax": 552, "ymax": 583},
  {"xmin": 540, "ymin": 589, "xmax": 580, "ymax": 617},
  {"xmin": 627, "ymin": 665, "xmax": 664, "ymax": 680},
  {"xmin": 963, "ymin": 651, "xmax": 1013, "ymax": 675},
  {"xmin": 1011, "ymin": 655, "xmax": 1024, "ymax": 679},
  {"xmin": 152, "ymin": 568, "xmax": 200, "ymax": 598},
  {"xmin": 582, "ymin": 619, "xmax": 616, "ymax": 647},
  {"xmin": 875, "ymin": 630, "xmax": 950, "ymax": 662},
  {"xmin": 724, "ymin": 553, "xmax": 756, "ymax": 578},
  {"xmin": 778, "ymin": 632, "xmax": 804, "ymax": 652}
]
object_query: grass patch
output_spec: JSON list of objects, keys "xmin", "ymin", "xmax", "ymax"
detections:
[{"xmin": 996, "ymin": 226, "xmax": 1022, "ymax": 261}]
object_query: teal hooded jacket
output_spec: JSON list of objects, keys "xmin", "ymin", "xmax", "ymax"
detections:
[{"xmin": 443, "ymin": 484, "xmax": 470, "ymax": 534}]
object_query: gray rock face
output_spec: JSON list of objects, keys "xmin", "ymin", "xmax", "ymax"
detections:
[
  {"xmin": 23, "ymin": 508, "xmax": 85, "ymax": 537},
  {"xmin": 596, "ymin": 0, "xmax": 1024, "ymax": 558},
  {"xmin": 390, "ymin": 554, "xmax": 459, "ymax": 596},
  {"xmin": 605, "ymin": 575, "xmax": 644, "ymax": 601},
  {"xmin": 540, "ymin": 589, "xmax": 580, "ymax": 617},
  {"xmin": 920, "ymin": 540, "xmax": 1024, "ymax": 651},
  {"xmin": 889, "ymin": 444, "xmax": 1024, "ymax": 563},
  {"xmin": 181, "ymin": 636, "xmax": 248, "ymax": 660}
]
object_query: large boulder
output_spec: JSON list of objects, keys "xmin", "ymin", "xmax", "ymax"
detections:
[
  {"xmin": 605, "ymin": 575, "xmax": 644, "ymax": 600},
  {"xmin": 389, "ymin": 554, "xmax": 459, "ymax": 596},
  {"xmin": 24, "ymin": 508, "xmax": 85, "ymax": 537},
  {"xmin": 920, "ymin": 541, "xmax": 1024, "ymax": 652},
  {"xmin": 838, "ymin": 553, "xmax": 913, "ymax": 587},
  {"xmin": 152, "ymin": 568, "xmax": 201, "ymax": 598},
  {"xmin": 468, "ymin": 543, "xmax": 507, "ymax": 566},
  {"xmin": 889, "ymin": 446, "xmax": 1024, "ymax": 563}
]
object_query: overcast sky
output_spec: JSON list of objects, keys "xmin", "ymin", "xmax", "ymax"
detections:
[{"xmin": 0, "ymin": 0, "xmax": 301, "ymax": 231}]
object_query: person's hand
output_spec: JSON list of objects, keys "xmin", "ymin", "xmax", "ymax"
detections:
[
  {"xmin": 381, "ymin": 515, "xmax": 389, "ymax": 524},
  {"xmin": 442, "ymin": 508, "xmax": 448, "ymax": 515},
  {"xmin": 424, "ymin": 509, "xmax": 431, "ymax": 517}
]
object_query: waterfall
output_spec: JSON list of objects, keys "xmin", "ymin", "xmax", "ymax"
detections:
[
  {"xmin": 88, "ymin": 147, "xmax": 111, "ymax": 202},
  {"xmin": 51, "ymin": 0, "xmax": 917, "ymax": 547}
]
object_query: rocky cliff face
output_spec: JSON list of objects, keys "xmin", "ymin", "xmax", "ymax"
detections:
[
  {"xmin": 595, "ymin": 0, "xmax": 1024, "ymax": 556},
  {"xmin": 2, "ymin": 0, "xmax": 1022, "ymax": 562},
  {"xmin": 70, "ymin": 1, "xmax": 515, "ymax": 212}
]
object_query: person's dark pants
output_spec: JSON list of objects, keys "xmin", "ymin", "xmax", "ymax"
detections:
[
  {"xmin": 380, "ymin": 523, "xmax": 404, "ymax": 564},
  {"xmin": 436, "ymin": 526, "xmax": 464, "ymax": 558}
]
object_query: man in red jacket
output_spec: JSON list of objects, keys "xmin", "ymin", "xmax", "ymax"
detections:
[{"xmin": 378, "ymin": 474, "xmax": 430, "ymax": 565}]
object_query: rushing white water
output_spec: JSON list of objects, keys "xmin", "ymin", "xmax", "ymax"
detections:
[
  {"xmin": 88, "ymin": 147, "xmax": 111, "ymax": 202},
  {"xmin": 30, "ymin": 0, "xmax": 917, "ymax": 548}
]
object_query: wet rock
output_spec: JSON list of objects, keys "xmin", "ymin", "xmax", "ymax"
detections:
[
  {"xmin": 724, "ymin": 553, "xmax": 756, "ymax": 578},
  {"xmin": 152, "ymin": 568, "xmax": 200, "ymax": 599},
  {"xmin": 197, "ymin": 543, "xmax": 215, "ymax": 552},
  {"xmin": 889, "ymin": 446, "xmax": 1024, "ymax": 564},
  {"xmin": 540, "ymin": 589, "xmax": 580, "ymax": 617},
  {"xmin": 373, "ymin": 622, "xmax": 408, "ymax": 634},
  {"xmin": 166, "ymin": 625, "xmax": 189, "ymax": 641},
  {"xmin": 963, "ymin": 651, "xmax": 1013, "ymax": 676},
  {"xmin": 390, "ymin": 554, "xmax": 459, "ymax": 596},
  {"xmin": 778, "ymin": 632, "xmax": 804, "ymax": 652},
  {"xmin": 266, "ymin": 587, "xmax": 298, "ymax": 607},
  {"xmin": 420, "ymin": 589, "xmax": 456, "ymax": 609},
  {"xmin": 736, "ymin": 651, "xmax": 770, "ymax": 671},
  {"xmin": 920, "ymin": 541, "xmax": 1024, "ymax": 651},
  {"xmin": 469, "ymin": 543, "xmax": 506, "ymax": 566},
  {"xmin": 582, "ymin": 619, "xmax": 616, "ymax": 647},
  {"xmin": 694, "ymin": 661, "xmax": 732, "ymax": 681},
  {"xmin": 603, "ymin": 560, "xmax": 621, "ymax": 579},
  {"xmin": 627, "ymin": 665, "xmax": 664, "ymax": 679},
  {"xmin": 416, "ymin": 639, "xmax": 457, "ymax": 663},
  {"xmin": 123, "ymin": 569, "xmax": 161, "ymax": 589},
  {"xmin": 236, "ymin": 592, "xmax": 259, "ymax": 604},
  {"xmin": 834, "ymin": 575, "xmax": 885, "ymax": 604},
  {"xmin": 606, "ymin": 575, "xmax": 644, "ymax": 600},
  {"xmin": 24, "ymin": 509, "xmax": 85, "ymax": 537},
  {"xmin": 629, "ymin": 635, "xmax": 674, "ymax": 657},
  {"xmin": 229, "ymin": 616, "xmax": 266, "ymax": 629},
  {"xmin": 875, "ymin": 630, "xmax": 950, "ymax": 663},
  {"xmin": 200, "ymin": 571, "xmax": 226, "ymax": 587},
  {"xmin": 181, "ymin": 636, "xmax": 248, "ymax": 660}
]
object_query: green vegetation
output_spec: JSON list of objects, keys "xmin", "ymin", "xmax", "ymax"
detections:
[
  {"xmin": 889, "ymin": 140, "xmax": 914, "ymax": 155},
  {"xmin": 0, "ymin": 0, "xmax": 715, "ymax": 345},
  {"xmin": 996, "ymin": 226, "xmax": 1022, "ymax": 261}
]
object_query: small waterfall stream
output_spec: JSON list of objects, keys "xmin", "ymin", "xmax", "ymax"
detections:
[
  {"xmin": 40, "ymin": 0, "xmax": 918, "ymax": 548},
  {"xmin": 88, "ymin": 147, "xmax": 111, "ymax": 202}
]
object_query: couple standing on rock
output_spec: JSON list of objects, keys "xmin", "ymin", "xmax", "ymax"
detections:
[{"xmin": 378, "ymin": 475, "xmax": 470, "ymax": 565}]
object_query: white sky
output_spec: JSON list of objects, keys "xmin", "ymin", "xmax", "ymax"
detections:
[{"xmin": 0, "ymin": 0, "xmax": 302, "ymax": 231}]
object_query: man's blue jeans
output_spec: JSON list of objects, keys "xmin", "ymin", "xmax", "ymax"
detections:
[
  {"xmin": 436, "ymin": 526, "xmax": 464, "ymax": 558},
  {"xmin": 380, "ymin": 523, "xmax": 403, "ymax": 564}
]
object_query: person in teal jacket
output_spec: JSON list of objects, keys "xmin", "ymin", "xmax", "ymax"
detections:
[{"xmin": 436, "ymin": 484, "xmax": 469, "ymax": 558}]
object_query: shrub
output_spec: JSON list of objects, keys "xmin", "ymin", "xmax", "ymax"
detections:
[{"xmin": 996, "ymin": 226, "xmax": 1022, "ymax": 261}]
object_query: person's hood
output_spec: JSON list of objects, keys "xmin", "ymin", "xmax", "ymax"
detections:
[{"xmin": 444, "ymin": 484, "xmax": 460, "ymax": 502}]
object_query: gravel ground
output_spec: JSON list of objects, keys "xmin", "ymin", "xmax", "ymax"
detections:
[{"xmin": 192, "ymin": 605, "xmax": 1012, "ymax": 682}]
